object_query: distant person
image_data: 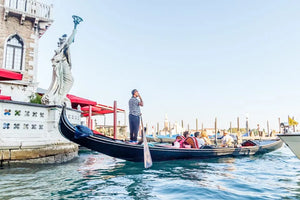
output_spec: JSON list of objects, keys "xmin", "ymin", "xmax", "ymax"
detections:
[
  {"xmin": 221, "ymin": 130, "xmax": 234, "ymax": 147},
  {"xmin": 270, "ymin": 130, "xmax": 275, "ymax": 137},
  {"xmin": 236, "ymin": 131, "xmax": 242, "ymax": 145},
  {"xmin": 257, "ymin": 124, "xmax": 263, "ymax": 137},
  {"xmin": 128, "ymin": 89, "xmax": 143, "ymax": 143}
]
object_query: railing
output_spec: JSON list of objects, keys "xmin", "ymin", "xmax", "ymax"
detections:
[{"xmin": 4, "ymin": 0, "xmax": 53, "ymax": 20}]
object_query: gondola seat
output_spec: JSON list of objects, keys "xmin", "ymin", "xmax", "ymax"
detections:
[
  {"xmin": 241, "ymin": 140, "xmax": 258, "ymax": 147},
  {"xmin": 173, "ymin": 135, "xmax": 186, "ymax": 148},
  {"xmin": 185, "ymin": 137, "xmax": 199, "ymax": 149},
  {"xmin": 176, "ymin": 135, "xmax": 186, "ymax": 140},
  {"xmin": 92, "ymin": 130, "xmax": 103, "ymax": 135}
]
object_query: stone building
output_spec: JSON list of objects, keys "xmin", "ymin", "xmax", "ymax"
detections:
[
  {"xmin": 0, "ymin": 0, "xmax": 53, "ymax": 101},
  {"xmin": 0, "ymin": 0, "xmax": 81, "ymax": 167}
]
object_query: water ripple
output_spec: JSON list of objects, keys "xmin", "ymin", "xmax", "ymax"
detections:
[{"xmin": 1, "ymin": 145, "xmax": 300, "ymax": 199}]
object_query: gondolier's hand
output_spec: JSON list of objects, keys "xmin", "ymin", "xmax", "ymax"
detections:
[{"xmin": 138, "ymin": 93, "xmax": 144, "ymax": 106}]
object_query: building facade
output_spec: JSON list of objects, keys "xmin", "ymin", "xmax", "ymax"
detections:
[
  {"xmin": 0, "ymin": 0, "xmax": 82, "ymax": 167},
  {"xmin": 0, "ymin": 0, "xmax": 53, "ymax": 101}
]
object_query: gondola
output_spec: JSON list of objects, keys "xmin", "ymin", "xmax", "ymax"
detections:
[{"xmin": 59, "ymin": 106, "xmax": 283, "ymax": 162}]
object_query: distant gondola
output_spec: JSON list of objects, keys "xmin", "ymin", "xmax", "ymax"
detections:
[{"xmin": 58, "ymin": 106, "xmax": 283, "ymax": 162}]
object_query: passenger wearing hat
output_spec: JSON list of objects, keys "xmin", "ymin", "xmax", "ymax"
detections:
[
  {"xmin": 221, "ymin": 130, "xmax": 234, "ymax": 147},
  {"xmin": 128, "ymin": 89, "xmax": 143, "ymax": 143}
]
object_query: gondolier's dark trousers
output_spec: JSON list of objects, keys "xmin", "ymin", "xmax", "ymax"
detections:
[{"xmin": 129, "ymin": 114, "xmax": 140, "ymax": 141}]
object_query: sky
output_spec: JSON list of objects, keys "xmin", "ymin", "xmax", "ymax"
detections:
[{"xmin": 38, "ymin": 0, "xmax": 300, "ymax": 131}]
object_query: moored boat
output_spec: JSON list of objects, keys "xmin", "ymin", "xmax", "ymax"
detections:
[
  {"xmin": 277, "ymin": 133, "xmax": 300, "ymax": 159},
  {"xmin": 59, "ymin": 106, "xmax": 283, "ymax": 162}
]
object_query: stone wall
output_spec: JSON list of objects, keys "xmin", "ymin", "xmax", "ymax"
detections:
[{"xmin": 0, "ymin": 143, "xmax": 78, "ymax": 166}]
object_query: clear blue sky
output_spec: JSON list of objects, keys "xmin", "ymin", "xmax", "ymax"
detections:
[{"xmin": 38, "ymin": 0, "xmax": 300, "ymax": 131}]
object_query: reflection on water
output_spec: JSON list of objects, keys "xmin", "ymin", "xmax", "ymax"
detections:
[{"xmin": 0, "ymin": 146, "xmax": 300, "ymax": 199}]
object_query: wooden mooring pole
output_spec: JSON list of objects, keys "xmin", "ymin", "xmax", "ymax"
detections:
[
  {"xmin": 267, "ymin": 120, "xmax": 270, "ymax": 137},
  {"xmin": 169, "ymin": 122, "xmax": 172, "ymax": 137},
  {"xmin": 278, "ymin": 117, "xmax": 281, "ymax": 133},
  {"xmin": 237, "ymin": 117, "xmax": 240, "ymax": 132},
  {"xmin": 293, "ymin": 116, "xmax": 296, "ymax": 132},
  {"xmin": 214, "ymin": 117, "xmax": 217, "ymax": 145},
  {"xmin": 113, "ymin": 101, "xmax": 117, "ymax": 139}
]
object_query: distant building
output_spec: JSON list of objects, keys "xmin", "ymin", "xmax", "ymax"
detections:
[{"xmin": 163, "ymin": 113, "xmax": 169, "ymax": 131}]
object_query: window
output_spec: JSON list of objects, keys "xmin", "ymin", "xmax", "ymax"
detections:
[{"xmin": 5, "ymin": 35, "xmax": 24, "ymax": 71}]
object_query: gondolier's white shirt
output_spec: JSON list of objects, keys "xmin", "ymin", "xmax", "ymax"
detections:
[
  {"xmin": 196, "ymin": 138, "xmax": 205, "ymax": 148},
  {"xmin": 129, "ymin": 97, "xmax": 141, "ymax": 116},
  {"xmin": 222, "ymin": 135, "xmax": 234, "ymax": 146}
]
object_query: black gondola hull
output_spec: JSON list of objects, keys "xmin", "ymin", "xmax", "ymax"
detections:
[{"xmin": 59, "ymin": 107, "xmax": 283, "ymax": 162}]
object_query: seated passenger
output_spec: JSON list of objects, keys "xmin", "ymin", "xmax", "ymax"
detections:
[
  {"xmin": 184, "ymin": 136, "xmax": 199, "ymax": 148},
  {"xmin": 236, "ymin": 131, "xmax": 242, "ymax": 146},
  {"xmin": 194, "ymin": 132, "xmax": 203, "ymax": 148},
  {"xmin": 173, "ymin": 131, "xmax": 190, "ymax": 148},
  {"xmin": 200, "ymin": 131, "xmax": 211, "ymax": 145},
  {"xmin": 221, "ymin": 130, "xmax": 234, "ymax": 147},
  {"xmin": 183, "ymin": 131, "xmax": 190, "ymax": 139}
]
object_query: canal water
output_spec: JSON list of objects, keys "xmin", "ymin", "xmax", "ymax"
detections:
[{"xmin": 1, "ymin": 145, "xmax": 300, "ymax": 200}]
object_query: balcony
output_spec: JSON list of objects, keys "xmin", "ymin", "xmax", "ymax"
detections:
[{"xmin": 4, "ymin": 0, "xmax": 53, "ymax": 22}]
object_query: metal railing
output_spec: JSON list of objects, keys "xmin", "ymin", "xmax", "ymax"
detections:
[{"xmin": 4, "ymin": 0, "xmax": 53, "ymax": 20}]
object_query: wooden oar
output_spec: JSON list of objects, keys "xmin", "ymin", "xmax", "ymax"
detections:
[{"xmin": 140, "ymin": 116, "xmax": 152, "ymax": 168}]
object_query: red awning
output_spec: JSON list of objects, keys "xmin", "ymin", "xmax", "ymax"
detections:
[
  {"xmin": 0, "ymin": 95, "xmax": 12, "ymax": 100},
  {"xmin": 0, "ymin": 68, "xmax": 23, "ymax": 81},
  {"xmin": 81, "ymin": 104, "xmax": 125, "ymax": 116},
  {"xmin": 96, "ymin": 104, "xmax": 125, "ymax": 112},
  {"xmin": 67, "ymin": 94, "xmax": 97, "ymax": 109},
  {"xmin": 81, "ymin": 106, "xmax": 102, "ymax": 112}
]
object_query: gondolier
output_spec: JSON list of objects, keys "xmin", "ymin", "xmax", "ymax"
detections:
[{"xmin": 129, "ymin": 89, "xmax": 144, "ymax": 143}]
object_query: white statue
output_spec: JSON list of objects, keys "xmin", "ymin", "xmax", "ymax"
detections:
[{"xmin": 42, "ymin": 16, "xmax": 83, "ymax": 106}]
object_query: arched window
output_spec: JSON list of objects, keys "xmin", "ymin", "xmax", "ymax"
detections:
[{"xmin": 5, "ymin": 34, "xmax": 24, "ymax": 71}]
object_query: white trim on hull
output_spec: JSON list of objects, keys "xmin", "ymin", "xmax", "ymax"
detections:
[{"xmin": 278, "ymin": 133, "xmax": 300, "ymax": 159}]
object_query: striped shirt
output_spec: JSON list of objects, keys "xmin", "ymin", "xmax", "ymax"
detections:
[{"xmin": 129, "ymin": 97, "xmax": 141, "ymax": 116}]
